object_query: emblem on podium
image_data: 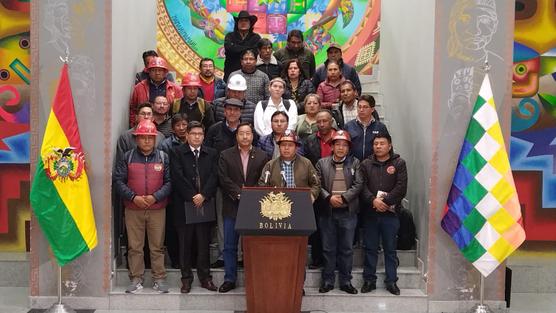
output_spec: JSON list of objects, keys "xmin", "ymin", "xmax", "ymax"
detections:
[{"xmin": 259, "ymin": 191, "xmax": 292, "ymax": 221}]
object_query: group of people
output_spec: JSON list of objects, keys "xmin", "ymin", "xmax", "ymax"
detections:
[{"xmin": 114, "ymin": 11, "xmax": 407, "ymax": 297}]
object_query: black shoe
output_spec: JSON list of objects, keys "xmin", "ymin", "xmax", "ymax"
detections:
[
  {"xmin": 386, "ymin": 283, "xmax": 400, "ymax": 295},
  {"xmin": 339, "ymin": 283, "xmax": 358, "ymax": 294},
  {"xmin": 302, "ymin": 289, "xmax": 305, "ymax": 296},
  {"xmin": 210, "ymin": 259, "xmax": 225, "ymax": 268},
  {"xmin": 308, "ymin": 262, "xmax": 323, "ymax": 269},
  {"xmin": 361, "ymin": 281, "xmax": 376, "ymax": 293},
  {"xmin": 318, "ymin": 284, "xmax": 334, "ymax": 293},
  {"xmin": 218, "ymin": 281, "xmax": 236, "ymax": 293}
]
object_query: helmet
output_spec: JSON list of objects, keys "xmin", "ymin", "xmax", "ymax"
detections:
[
  {"xmin": 331, "ymin": 130, "xmax": 351, "ymax": 144},
  {"xmin": 133, "ymin": 119, "xmax": 158, "ymax": 136},
  {"xmin": 277, "ymin": 130, "xmax": 300, "ymax": 146},
  {"xmin": 227, "ymin": 74, "xmax": 247, "ymax": 91},
  {"xmin": 181, "ymin": 73, "xmax": 202, "ymax": 87},
  {"xmin": 147, "ymin": 57, "xmax": 168, "ymax": 71}
]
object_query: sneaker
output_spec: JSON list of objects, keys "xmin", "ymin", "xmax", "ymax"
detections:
[
  {"xmin": 125, "ymin": 278, "xmax": 143, "ymax": 294},
  {"xmin": 153, "ymin": 280, "xmax": 169, "ymax": 293}
]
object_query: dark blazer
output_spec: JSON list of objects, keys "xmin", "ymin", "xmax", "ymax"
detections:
[
  {"xmin": 315, "ymin": 155, "xmax": 363, "ymax": 215},
  {"xmin": 170, "ymin": 144, "xmax": 219, "ymax": 226},
  {"xmin": 218, "ymin": 146, "xmax": 269, "ymax": 219},
  {"xmin": 304, "ymin": 134, "xmax": 323, "ymax": 166}
]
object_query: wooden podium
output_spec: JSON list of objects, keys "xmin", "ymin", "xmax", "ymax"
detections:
[{"xmin": 236, "ymin": 187, "xmax": 316, "ymax": 313}]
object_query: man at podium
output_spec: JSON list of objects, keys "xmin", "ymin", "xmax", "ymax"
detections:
[{"xmin": 258, "ymin": 130, "xmax": 320, "ymax": 202}]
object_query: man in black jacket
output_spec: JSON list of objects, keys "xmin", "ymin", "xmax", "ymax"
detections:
[
  {"xmin": 303, "ymin": 109, "xmax": 336, "ymax": 269},
  {"xmin": 315, "ymin": 130, "xmax": 363, "ymax": 294},
  {"xmin": 217, "ymin": 123, "xmax": 269, "ymax": 293},
  {"xmin": 204, "ymin": 97, "xmax": 243, "ymax": 269},
  {"xmin": 359, "ymin": 133, "xmax": 407, "ymax": 296},
  {"xmin": 170, "ymin": 121, "xmax": 219, "ymax": 293},
  {"xmin": 224, "ymin": 11, "xmax": 261, "ymax": 82}
]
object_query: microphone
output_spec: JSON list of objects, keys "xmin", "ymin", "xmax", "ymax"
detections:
[
  {"xmin": 263, "ymin": 170, "xmax": 270, "ymax": 185},
  {"xmin": 280, "ymin": 170, "xmax": 287, "ymax": 187}
]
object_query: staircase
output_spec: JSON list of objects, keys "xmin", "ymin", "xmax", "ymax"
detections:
[{"xmin": 110, "ymin": 242, "xmax": 427, "ymax": 312}]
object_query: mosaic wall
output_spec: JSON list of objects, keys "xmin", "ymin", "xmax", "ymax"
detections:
[
  {"xmin": 0, "ymin": 0, "xmax": 31, "ymax": 252},
  {"xmin": 510, "ymin": 0, "xmax": 556, "ymax": 241},
  {"xmin": 157, "ymin": 0, "xmax": 380, "ymax": 78}
]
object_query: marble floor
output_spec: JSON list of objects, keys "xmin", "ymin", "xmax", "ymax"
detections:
[{"xmin": 0, "ymin": 287, "xmax": 554, "ymax": 313}]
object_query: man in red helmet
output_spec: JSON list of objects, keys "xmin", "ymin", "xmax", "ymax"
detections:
[
  {"xmin": 258, "ymin": 130, "xmax": 320, "ymax": 201},
  {"xmin": 176, "ymin": 72, "xmax": 215, "ymax": 129},
  {"xmin": 314, "ymin": 130, "xmax": 363, "ymax": 295},
  {"xmin": 113, "ymin": 119, "xmax": 172, "ymax": 294},
  {"xmin": 130, "ymin": 56, "xmax": 183, "ymax": 127}
]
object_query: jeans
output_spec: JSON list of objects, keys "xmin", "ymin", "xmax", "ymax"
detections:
[
  {"xmin": 223, "ymin": 217, "xmax": 240, "ymax": 283},
  {"xmin": 363, "ymin": 213, "xmax": 399, "ymax": 284},
  {"xmin": 319, "ymin": 210, "xmax": 357, "ymax": 286},
  {"xmin": 309, "ymin": 204, "xmax": 323, "ymax": 265}
]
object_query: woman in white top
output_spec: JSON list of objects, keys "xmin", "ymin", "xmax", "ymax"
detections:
[{"xmin": 254, "ymin": 77, "xmax": 298, "ymax": 136}]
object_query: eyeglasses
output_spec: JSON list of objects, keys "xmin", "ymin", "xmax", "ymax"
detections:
[
  {"xmin": 188, "ymin": 132, "xmax": 204, "ymax": 136},
  {"xmin": 138, "ymin": 112, "xmax": 153, "ymax": 116}
]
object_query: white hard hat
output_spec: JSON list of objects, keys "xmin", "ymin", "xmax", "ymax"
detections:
[{"xmin": 227, "ymin": 74, "xmax": 247, "ymax": 91}]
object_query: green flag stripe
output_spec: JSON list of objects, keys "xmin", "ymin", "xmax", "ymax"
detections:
[{"xmin": 30, "ymin": 160, "xmax": 90, "ymax": 266}]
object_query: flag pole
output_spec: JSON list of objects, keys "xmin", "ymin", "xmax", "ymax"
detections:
[
  {"xmin": 45, "ymin": 51, "xmax": 76, "ymax": 313},
  {"xmin": 45, "ymin": 264, "xmax": 76, "ymax": 313},
  {"xmin": 468, "ymin": 273, "xmax": 493, "ymax": 313}
]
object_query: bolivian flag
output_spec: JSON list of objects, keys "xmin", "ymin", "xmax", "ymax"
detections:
[{"xmin": 30, "ymin": 63, "xmax": 97, "ymax": 266}]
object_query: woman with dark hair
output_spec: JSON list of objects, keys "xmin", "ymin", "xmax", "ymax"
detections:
[
  {"xmin": 282, "ymin": 58, "xmax": 315, "ymax": 114},
  {"xmin": 316, "ymin": 60, "xmax": 345, "ymax": 109}
]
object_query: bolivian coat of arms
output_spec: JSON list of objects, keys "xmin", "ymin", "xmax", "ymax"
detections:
[
  {"xmin": 44, "ymin": 147, "xmax": 85, "ymax": 182},
  {"xmin": 259, "ymin": 192, "xmax": 292, "ymax": 221}
]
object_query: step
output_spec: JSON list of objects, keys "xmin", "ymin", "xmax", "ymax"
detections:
[
  {"xmin": 207, "ymin": 246, "xmax": 417, "ymax": 268},
  {"xmin": 109, "ymin": 286, "xmax": 427, "ymax": 312},
  {"xmin": 115, "ymin": 266, "xmax": 422, "ymax": 290}
]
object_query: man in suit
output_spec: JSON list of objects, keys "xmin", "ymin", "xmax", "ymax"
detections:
[
  {"xmin": 217, "ymin": 122, "xmax": 269, "ymax": 292},
  {"xmin": 170, "ymin": 121, "xmax": 219, "ymax": 293}
]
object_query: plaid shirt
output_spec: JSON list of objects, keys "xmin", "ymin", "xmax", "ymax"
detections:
[
  {"xmin": 341, "ymin": 100, "xmax": 358, "ymax": 125},
  {"xmin": 281, "ymin": 160, "xmax": 295, "ymax": 188}
]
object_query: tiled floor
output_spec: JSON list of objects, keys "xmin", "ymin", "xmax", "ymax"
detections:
[{"xmin": 1, "ymin": 287, "xmax": 554, "ymax": 313}]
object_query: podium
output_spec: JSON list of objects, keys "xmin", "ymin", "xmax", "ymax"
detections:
[{"xmin": 236, "ymin": 187, "xmax": 316, "ymax": 313}]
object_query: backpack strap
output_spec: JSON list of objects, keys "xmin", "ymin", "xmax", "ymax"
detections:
[
  {"xmin": 261, "ymin": 100, "xmax": 269, "ymax": 111},
  {"xmin": 198, "ymin": 98, "xmax": 206, "ymax": 120},
  {"xmin": 283, "ymin": 99, "xmax": 291, "ymax": 111},
  {"xmin": 262, "ymin": 99, "xmax": 291, "ymax": 111}
]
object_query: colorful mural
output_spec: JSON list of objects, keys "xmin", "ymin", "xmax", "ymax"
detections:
[
  {"xmin": 156, "ymin": 0, "xmax": 380, "ymax": 78},
  {"xmin": 510, "ymin": 0, "xmax": 556, "ymax": 241},
  {"xmin": 0, "ymin": 0, "xmax": 31, "ymax": 251}
]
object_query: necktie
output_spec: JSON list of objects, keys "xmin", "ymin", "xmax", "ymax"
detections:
[{"xmin": 193, "ymin": 149, "xmax": 200, "ymax": 191}]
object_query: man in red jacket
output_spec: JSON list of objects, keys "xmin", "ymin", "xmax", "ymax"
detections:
[
  {"xmin": 113, "ymin": 119, "xmax": 172, "ymax": 294},
  {"xmin": 129, "ymin": 57, "xmax": 182, "ymax": 127}
]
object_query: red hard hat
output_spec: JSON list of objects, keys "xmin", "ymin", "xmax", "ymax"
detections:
[
  {"xmin": 147, "ymin": 57, "xmax": 168, "ymax": 71},
  {"xmin": 277, "ymin": 130, "xmax": 300, "ymax": 146},
  {"xmin": 331, "ymin": 130, "xmax": 351, "ymax": 144},
  {"xmin": 133, "ymin": 119, "xmax": 158, "ymax": 136},
  {"xmin": 181, "ymin": 73, "xmax": 202, "ymax": 87}
]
